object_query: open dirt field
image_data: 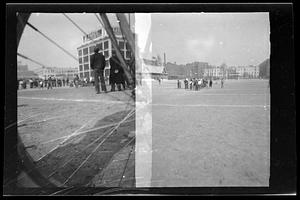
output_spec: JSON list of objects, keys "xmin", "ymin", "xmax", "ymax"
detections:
[
  {"xmin": 17, "ymin": 86, "xmax": 135, "ymax": 187},
  {"xmin": 150, "ymin": 79, "xmax": 270, "ymax": 187}
]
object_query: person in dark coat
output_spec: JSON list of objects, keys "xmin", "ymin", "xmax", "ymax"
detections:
[
  {"xmin": 209, "ymin": 79, "xmax": 213, "ymax": 88},
  {"xmin": 90, "ymin": 47, "xmax": 107, "ymax": 94},
  {"xmin": 109, "ymin": 53, "xmax": 125, "ymax": 92},
  {"xmin": 47, "ymin": 76, "xmax": 52, "ymax": 89}
]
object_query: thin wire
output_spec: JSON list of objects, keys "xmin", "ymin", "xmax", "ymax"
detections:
[
  {"xmin": 45, "ymin": 109, "xmax": 135, "ymax": 185},
  {"xmin": 26, "ymin": 22, "xmax": 77, "ymax": 61},
  {"xmin": 63, "ymin": 13, "xmax": 124, "ymax": 68},
  {"xmin": 15, "ymin": 111, "xmax": 134, "ymax": 186},
  {"xmin": 17, "ymin": 53, "xmax": 47, "ymax": 68},
  {"xmin": 85, "ymin": 136, "xmax": 135, "ymax": 187},
  {"xmin": 62, "ymin": 13, "xmax": 89, "ymax": 37},
  {"xmin": 35, "ymin": 117, "xmax": 94, "ymax": 162},
  {"xmin": 61, "ymin": 109, "xmax": 135, "ymax": 186},
  {"xmin": 94, "ymin": 13, "xmax": 104, "ymax": 28},
  {"xmin": 118, "ymin": 139, "xmax": 135, "ymax": 186}
]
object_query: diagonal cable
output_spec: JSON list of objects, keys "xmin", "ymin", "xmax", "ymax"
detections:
[
  {"xmin": 26, "ymin": 21, "xmax": 77, "ymax": 61},
  {"xmin": 17, "ymin": 53, "xmax": 47, "ymax": 68},
  {"xmin": 61, "ymin": 109, "xmax": 135, "ymax": 186}
]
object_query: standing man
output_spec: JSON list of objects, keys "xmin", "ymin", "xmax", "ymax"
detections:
[
  {"xmin": 209, "ymin": 78, "xmax": 213, "ymax": 88},
  {"xmin": 47, "ymin": 76, "xmax": 52, "ymax": 89},
  {"xmin": 177, "ymin": 79, "xmax": 181, "ymax": 89},
  {"xmin": 221, "ymin": 78, "xmax": 224, "ymax": 88},
  {"xmin": 90, "ymin": 47, "xmax": 107, "ymax": 94},
  {"xmin": 109, "ymin": 52, "xmax": 125, "ymax": 92}
]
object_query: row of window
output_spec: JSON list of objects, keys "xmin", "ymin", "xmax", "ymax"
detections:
[
  {"xmin": 78, "ymin": 41, "xmax": 110, "ymax": 57},
  {"xmin": 78, "ymin": 40, "xmax": 131, "ymax": 58}
]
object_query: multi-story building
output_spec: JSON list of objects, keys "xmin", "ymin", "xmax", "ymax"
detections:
[
  {"xmin": 258, "ymin": 58, "xmax": 270, "ymax": 78},
  {"xmin": 17, "ymin": 61, "xmax": 39, "ymax": 79},
  {"xmin": 77, "ymin": 27, "xmax": 133, "ymax": 80},
  {"xmin": 165, "ymin": 62, "xmax": 186, "ymax": 79},
  {"xmin": 204, "ymin": 65, "xmax": 227, "ymax": 79},
  {"xmin": 235, "ymin": 65, "xmax": 259, "ymax": 78},
  {"xmin": 185, "ymin": 62, "xmax": 209, "ymax": 79},
  {"xmin": 33, "ymin": 66, "xmax": 78, "ymax": 80}
]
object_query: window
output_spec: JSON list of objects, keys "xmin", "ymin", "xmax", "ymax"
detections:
[
  {"xmin": 118, "ymin": 41, "xmax": 125, "ymax": 49},
  {"xmin": 79, "ymin": 65, "xmax": 83, "ymax": 71},
  {"xmin": 104, "ymin": 50, "xmax": 109, "ymax": 58},
  {"xmin": 104, "ymin": 41, "xmax": 109, "ymax": 49},
  {"xmin": 78, "ymin": 49, "xmax": 82, "ymax": 56},
  {"xmin": 84, "ymin": 72, "xmax": 89, "ymax": 79},
  {"xmin": 112, "ymin": 49, "xmax": 117, "ymax": 56},
  {"xmin": 89, "ymin": 45, "xmax": 95, "ymax": 53},
  {"xmin": 125, "ymin": 42, "xmax": 130, "ymax": 50},
  {"xmin": 96, "ymin": 42, "xmax": 103, "ymax": 50},
  {"xmin": 125, "ymin": 51, "xmax": 131, "ymax": 59},
  {"xmin": 84, "ymin": 64, "xmax": 89, "ymax": 71},
  {"xmin": 83, "ymin": 48, "xmax": 88, "ymax": 55},
  {"xmin": 83, "ymin": 56, "xmax": 89, "ymax": 63},
  {"xmin": 79, "ymin": 58, "xmax": 82, "ymax": 64},
  {"xmin": 120, "ymin": 50, "xmax": 125, "ymax": 57},
  {"xmin": 80, "ymin": 73, "xmax": 83, "ymax": 78}
]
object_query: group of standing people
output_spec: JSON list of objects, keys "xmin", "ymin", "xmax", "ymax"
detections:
[
  {"xmin": 90, "ymin": 47, "xmax": 127, "ymax": 94},
  {"xmin": 177, "ymin": 78, "xmax": 225, "ymax": 90},
  {"xmin": 17, "ymin": 77, "xmax": 70, "ymax": 90},
  {"xmin": 46, "ymin": 76, "xmax": 70, "ymax": 89},
  {"xmin": 178, "ymin": 78, "xmax": 214, "ymax": 90}
]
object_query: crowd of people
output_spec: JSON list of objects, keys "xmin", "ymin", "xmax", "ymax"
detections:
[
  {"xmin": 17, "ymin": 77, "xmax": 71, "ymax": 90},
  {"xmin": 177, "ymin": 78, "xmax": 225, "ymax": 90},
  {"xmin": 17, "ymin": 48, "xmax": 137, "ymax": 94}
]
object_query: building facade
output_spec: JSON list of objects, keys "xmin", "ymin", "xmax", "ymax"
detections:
[
  {"xmin": 165, "ymin": 61, "xmax": 260, "ymax": 80},
  {"xmin": 33, "ymin": 67, "xmax": 78, "ymax": 80},
  {"xmin": 77, "ymin": 27, "xmax": 133, "ymax": 80},
  {"xmin": 17, "ymin": 61, "xmax": 39, "ymax": 80},
  {"xmin": 235, "ymin": 65, "xmax": 259, "ymax": 79}
]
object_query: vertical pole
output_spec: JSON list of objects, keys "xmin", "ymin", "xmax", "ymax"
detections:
[{"xmin": 99, "ymin": 13, "xmax": 134, "ymax": 86}]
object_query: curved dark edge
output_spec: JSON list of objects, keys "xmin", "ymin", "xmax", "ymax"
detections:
[
  {"xmin": 4, "ymin": 2, "xmax": 296, "ymax": 196},
  {"xmin": 17, "ymin": 134, "xmax": 58, "ymax": 188}
]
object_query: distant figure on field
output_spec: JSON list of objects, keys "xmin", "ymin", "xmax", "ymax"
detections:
[
  {"xmin": 177, "ymin": 80, "xmax": 181, "ymax": 89},
  {"xmin": 184, "ymin": 78, "xmax": 189, "ymax": 89},
  {"xmin": 74, "ymin": 75, "xmax": 79, "ymax": 88},
  {"xmin": 47, "ymin": 76, "xmax": 53, "ymax": 90},
  {"xmin": 221, "ymin": 78, "xmax": 224, "ymax": 88},
  {"xmin": 209, "ymin": 79, "xmax": 213, "ymax": 88}
]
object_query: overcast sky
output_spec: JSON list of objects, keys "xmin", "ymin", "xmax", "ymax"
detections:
[
  {"xmin": 151, "ymin": 13, "xmax": 270, "ymax": 66},
  {"xmin": 18, "ymin": 12, "xmax": 270, "ymax": 70}
]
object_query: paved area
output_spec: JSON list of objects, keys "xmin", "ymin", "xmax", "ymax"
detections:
[
  {"xmin": 17, "ymin": 86, "xmax": 135, "ymax": 187},
  {"xmin": 150, "ymin": 79, "xmax": 270, "ymax": 187}
]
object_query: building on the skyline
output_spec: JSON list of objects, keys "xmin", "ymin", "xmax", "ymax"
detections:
[
  {"xmin": 165, "ymin": 60, "xmax": 262, "ymax": 80},
  {"xmin": 165, "ymin": 62, "xmax": 186, "ymax": 79},
  {"xmin": 235, "ymin": 65, "xmax": 260, "ymax": 79},
  {"xmin": 77, "ymin": 27, "xmax": 133, "ymax": 80},
  {"xmin": 17, "ymin": 61, "xmax": 39, "ymax": 80},
  {"xmin": 33, "ymin": 66, "xmax": 78, "ymax": 80},
  {"xmin": 185, "ymin": 62, "xmax": 209, "ymax": 79},
  {"xmin": 258, "ymin": 58, "xmax": 270, "ymax": 79}
]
